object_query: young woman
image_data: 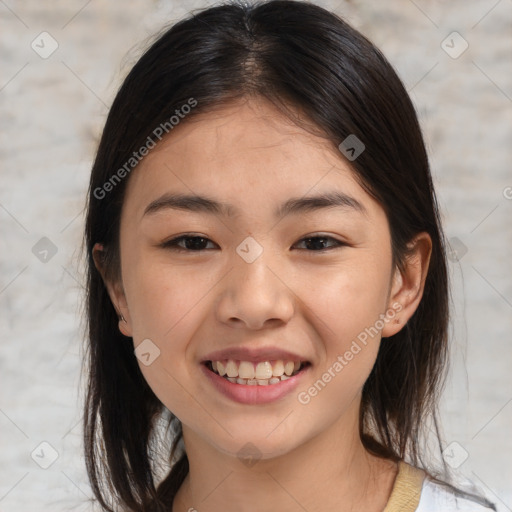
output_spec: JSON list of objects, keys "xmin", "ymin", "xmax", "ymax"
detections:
[{"xmin": 83, "ymin": 1, "xmax": 496, "ymax": 511}]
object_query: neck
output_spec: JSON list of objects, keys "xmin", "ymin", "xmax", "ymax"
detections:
[{"xmin": 171, "ymin": 410, "xmax": 397, "ymax": 512}]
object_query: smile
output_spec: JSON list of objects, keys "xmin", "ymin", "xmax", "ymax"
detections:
[{"xmin": 205, "ymin": 359, "xmax": 309, "ymax": 385}]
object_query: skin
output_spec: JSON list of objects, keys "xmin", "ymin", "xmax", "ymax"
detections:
[{"xmin": 94, "ymin": 96, "xmax": 431, "ymax": 512}]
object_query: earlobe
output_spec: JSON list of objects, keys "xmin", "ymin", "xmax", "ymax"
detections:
[
  {"xmin": 92, "ymin": 242, "xmax": 133, "ymax": 337},
  {"xmin": 117, "ymin": 315, "xmax": 132, "ymax": 337},
  {"xmin": 382, "ymin": 233, "xmax": 432, "ymax": 338}
]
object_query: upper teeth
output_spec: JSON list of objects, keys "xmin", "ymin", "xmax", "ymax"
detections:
[{"xmin": 212, "ymin": 360, "xmax": 302, "ymax": 379}]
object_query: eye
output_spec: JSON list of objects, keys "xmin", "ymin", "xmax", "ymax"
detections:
[
  {"xmin": 160, "ymin": 234, "xmax": 345, "ymax": 253},
  {"xmin": 293, "ymin": 235, "xmax": 345, "ymax": 251},
  {"xmin": 160, "ymin": 235, "xmax": 217, "ymax": 252}
]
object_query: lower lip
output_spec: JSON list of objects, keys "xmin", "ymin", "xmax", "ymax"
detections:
[{"xmin": 200, "ymin": 363, "xmax": 311, "ymax": 405}]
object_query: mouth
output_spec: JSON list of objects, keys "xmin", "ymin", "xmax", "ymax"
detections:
[{"xmin": 202, "ymin": 359, "xmax": 311, "ymax": 386}]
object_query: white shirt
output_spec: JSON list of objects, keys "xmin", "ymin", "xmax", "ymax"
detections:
[{"xmin": 416, "ymin": 478, "xmax": 496, "ymax": 511}]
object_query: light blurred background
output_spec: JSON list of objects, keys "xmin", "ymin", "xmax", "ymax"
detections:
[{"xmin": 1, "ymin": 0, "xmax": 511, "ymax": 510}]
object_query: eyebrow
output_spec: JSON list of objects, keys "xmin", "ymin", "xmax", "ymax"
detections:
[{"xmin": 142, "ymin": 190, "xmax": 367, "ymax": 219}]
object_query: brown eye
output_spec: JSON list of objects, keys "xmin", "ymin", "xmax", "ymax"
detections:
[
  {"xmin": 161, "ymin": 235, "xmax": 217, "ymax": 252},
  {"xmin": 294, "ymin": 235, "xmax": 344, "ymax": 251}
]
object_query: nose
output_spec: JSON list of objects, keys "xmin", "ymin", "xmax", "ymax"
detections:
[{"xmin": 215, "ymin": 252, "xmax": 295, "ymax": 330}]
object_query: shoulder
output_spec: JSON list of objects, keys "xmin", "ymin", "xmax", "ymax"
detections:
[{"xmin": 416, "ymin": 478, "xmax": 496, "ymax": 512}]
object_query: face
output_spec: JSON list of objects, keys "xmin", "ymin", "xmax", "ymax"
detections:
[{"xmin": 98, "ymin": 97, "xmax": 421, "ymax": 461}]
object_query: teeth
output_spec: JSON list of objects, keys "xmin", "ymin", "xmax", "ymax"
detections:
[
  {"xmin": 272, "ymin": 360, "xmax": 284, "ymax": 377},
  {"xmin": 238, "ymin": 361, "xmax": 255, "ymax": 379},
  {"xmin": 255, "ymin": 361, "xmax": 273, "ymax": 380},
  {"xmin": 284, "ymin": 361, "xmax": 294, "ymax": 376},
  {"xmin": 225, "ymin": 360, "xmax": 238, "ymax": 378},
  {"xmin": 208, "ymin": 358, "xmax": 307, "ymax": 385}
]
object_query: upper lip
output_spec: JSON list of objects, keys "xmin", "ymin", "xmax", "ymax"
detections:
[{"xmin": 201, "ymin": 345, "xmax": 310, "ymax": 363}]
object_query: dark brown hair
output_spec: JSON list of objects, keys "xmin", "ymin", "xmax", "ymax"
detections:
[{"xmin": 83, "ymin": 1, "xmax": 456, "ymax": 510}]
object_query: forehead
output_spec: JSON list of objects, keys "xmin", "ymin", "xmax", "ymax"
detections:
[{"xmin": 122, "ymin": 97, "xmax": 376, "ymax": 221}]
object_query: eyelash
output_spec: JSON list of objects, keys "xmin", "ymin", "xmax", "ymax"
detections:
[{"xmin": 160, "ymin": 234, "xmax": 346, "ymax": 253}]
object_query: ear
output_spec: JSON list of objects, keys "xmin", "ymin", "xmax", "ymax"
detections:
[
  {"xmin": 92, "ymin": 242, "xmax": 133, "ymax": 337},
  {"xmin": 381, "ymin": 232, "xmax": 432, "ymax": 338}
]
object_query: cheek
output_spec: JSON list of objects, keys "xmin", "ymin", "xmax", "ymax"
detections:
[
  {"xmin": 300, "ymin": 256, "xmax": 390, "ymax": 342},
  {"xmin": 299, "ymin": 256, "xmax": 390, "ymax": 388},
  {"xmin": 121, "ymin": 253, "xmax": 214, "ymax": 382},
  {"xmin": 124, "ymin": 254, "xmax": 213, "ymax": 339},
  {"xmin": 123, "ymin": 262, "xmax": 214, "ymax": 416},
  {"xmin": 292, "ymin": 262, "xmax": 387, "ymax": 423}
]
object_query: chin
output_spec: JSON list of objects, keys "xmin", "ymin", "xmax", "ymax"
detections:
[{"xmin": 207, "ymin": 425, "xmax": 305, "ymax": 462}]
